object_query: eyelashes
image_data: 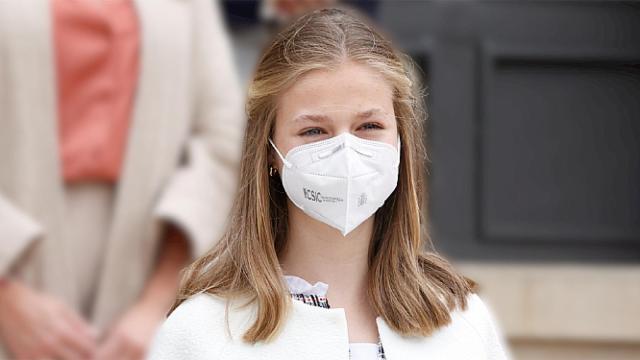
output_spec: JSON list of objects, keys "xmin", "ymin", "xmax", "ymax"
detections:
[
  {"xmin": 359, "ymin": 122, "xmax": 383, "ymax": 131},
  {"xmin": 300, "ymin": 128, "xmax": 325, "ymax": 136},
  {"xmin": 299, "ymin": 122, "xmax": 384, "ymax": 137}
]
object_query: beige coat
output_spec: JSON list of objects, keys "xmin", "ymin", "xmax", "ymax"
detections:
[{"xmin": 0, "ymin": 0, "xmax": 244, "ymax": 348}]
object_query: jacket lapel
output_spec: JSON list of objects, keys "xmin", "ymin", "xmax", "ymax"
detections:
[
  {"xmin": 376, "ymin": 313, "xmax": 487, "ymax": 359},
  {"xmin": 0, "ymin": 1, "xmax": 77, "ymax": 306},
  {"xmin": 92, "ymin": 0, "xmax": 193, "ymax": 328},
  {"xmin": 261, "ymin": 300, "xmax": 351, "ymax": 360}
]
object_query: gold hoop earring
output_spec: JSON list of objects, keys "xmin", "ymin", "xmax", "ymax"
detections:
[{"xmin": 269, "ymin": 165, "xmax": 276, "ymax": 177}]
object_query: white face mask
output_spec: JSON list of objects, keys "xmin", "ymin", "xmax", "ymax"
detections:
[{"xmin": 269, "ymin": 133, "xmax": 400, "ymax": 236}]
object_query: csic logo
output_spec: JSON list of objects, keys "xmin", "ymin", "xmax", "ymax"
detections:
[
  {"xmin": 303, "ymin": 187, "xmax": 322, "ymax": 203},
  {"xmin": 357, "ymin": 192, "xmax": 367, "ymax": 207}
]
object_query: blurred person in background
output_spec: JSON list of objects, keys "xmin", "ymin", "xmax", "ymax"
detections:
[
  {"xmin": 223, "ymin": 0, "xmax": 379, "ymax": 86},
  {"xmin": 0, "ymin": 0, "xmax": 244, "ymax": 359},
  {"xmin": 223, "ymin": 0, "xmax": 378, "ymax": 26}
]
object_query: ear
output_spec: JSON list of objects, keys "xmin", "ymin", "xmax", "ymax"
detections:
[
  {"xmin": 267, "ymin": 144, "xmax": 277, "ymax": 170},
  {"xmin": 267, "ymin": 138, "xmax": 285, "ymax": 172},
  {"xmin": 268, "ymin": 146, "xmax": 275, "ymax": 164}
]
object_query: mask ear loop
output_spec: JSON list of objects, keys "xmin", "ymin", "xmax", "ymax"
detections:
[{"xmin": 268, "ymin": 139, "xmax": 292, "ymax": 168}]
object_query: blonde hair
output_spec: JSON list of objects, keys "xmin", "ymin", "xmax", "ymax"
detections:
[{"xmin": 172, "ymin": 8, "xmax": 475, "ymax": 343}]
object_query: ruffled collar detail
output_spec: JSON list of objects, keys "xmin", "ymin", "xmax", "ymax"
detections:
[{"xmin": 284, "ymin": 275, "xmax": 329, "ymax": 296}]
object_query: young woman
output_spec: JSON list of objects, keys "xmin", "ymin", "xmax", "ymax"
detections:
[{"xmin": 149, "ymin": 8, "xmax": 509, "ymax": 360}]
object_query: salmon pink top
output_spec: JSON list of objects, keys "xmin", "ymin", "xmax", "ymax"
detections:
[{"xmin": 53, "ymin": 0, "xmax": 139, "ymax": 182}]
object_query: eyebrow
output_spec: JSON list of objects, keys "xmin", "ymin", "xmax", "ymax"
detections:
[
  {"xmin": 293, "ymin": 114, "xmax": 331, "ymax": 123},
  {"xmin": 292, "ymin": 108, "xmax": 388, "ymax": 123},
  {"xmin": 357, "ymin": 108, "xmax": 386, "ymax": 119}
]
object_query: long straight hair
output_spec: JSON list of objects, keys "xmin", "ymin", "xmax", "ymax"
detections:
[{"xmin": 172, "ymin": 8, "xmax": 474, "ymax": 343}]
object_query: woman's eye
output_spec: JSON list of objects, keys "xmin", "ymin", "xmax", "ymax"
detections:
[
  {"xmin": 300, "ymin": 128, "xmax": 325, "ymax": 136},
  {"xmin": 358, "ymin": 122, "xmax": 383, "ymax": 131}
]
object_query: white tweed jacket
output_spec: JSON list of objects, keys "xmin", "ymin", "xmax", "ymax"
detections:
[{"xmin": 148, "ymin": 292, "xmax": 510, "ymax": 360}]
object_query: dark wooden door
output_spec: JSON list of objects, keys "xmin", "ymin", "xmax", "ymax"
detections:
[{"xmin": 379, "ymin": 1, "xmax": 640, "ymax": 262}]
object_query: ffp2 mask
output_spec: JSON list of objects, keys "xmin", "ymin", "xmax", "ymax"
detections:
[{"xmin": 269, "ymin": 132, "xmax": 400, "ymax": 235}]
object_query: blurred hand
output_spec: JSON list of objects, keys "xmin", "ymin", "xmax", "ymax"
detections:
[
  {"xmin": 0, "ymin": 278, "xmax": 97, "ymax": 359},
  {"xmin": 94, "ymin": 223, "xmax": 189, "ymax": 359},
  {"xmin": 95, "ymin": 301, "xmax": 165, "ymax": 360},
  {"xmin": 273, "ymin": 0, "xmax": 338, "ymax": 18}
]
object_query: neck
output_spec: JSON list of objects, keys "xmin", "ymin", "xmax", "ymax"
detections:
[{"xmin": 279, "ymin": 201, "xmax": 373, "ymax": 302}]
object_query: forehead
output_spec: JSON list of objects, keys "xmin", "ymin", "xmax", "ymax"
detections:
[{"xmin": 276, "ymin": 62, "xmax": 395, "ymax": 122}]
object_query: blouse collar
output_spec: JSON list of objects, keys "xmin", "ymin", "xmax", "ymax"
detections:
[{"xmin": 284, "ymin": 275, "xmax": 329, "ymax": 296}]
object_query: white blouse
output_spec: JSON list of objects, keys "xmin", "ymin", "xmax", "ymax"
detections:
[{"xmin": 284, "ymin": 275, "xmax": 379, "ymax": 360}]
